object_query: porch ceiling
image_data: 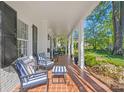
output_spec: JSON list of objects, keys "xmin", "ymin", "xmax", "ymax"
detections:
[{"xmin": 6, "ymin": 1, "xmax": 99, "ymax": 35}]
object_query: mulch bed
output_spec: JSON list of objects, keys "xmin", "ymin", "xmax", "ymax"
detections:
[{"xmin": 87, "ymin": 67, "xmax": 124, "ymax": 92}]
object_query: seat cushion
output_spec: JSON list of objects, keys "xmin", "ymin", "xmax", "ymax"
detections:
[
  {"xmin": 39, "ymin": 61, "xmax": 54, "ymax": 67},
  {"xmin": 20, "ymin": 56, "xmax": 36, "ymax": 75},
  {"xmin": 47, "ymin": 61, "xmax": 54, "ymax": 66},
  {"xmin": 26, "ymin": 65, "xmax": 35, "ymax": 74},
  {"xmin": 38, "ymin": 56, "xmax": 45, "ymax": 61},
  {"xmin": 37, "ymin": 54, "xmax": 50, "ymax": 61},
  {"xmin": 52, "ymin": 66, "xmax": 67, "ymax": 75},
  {"xmin": 23, "ymin": 73, "xmax": 47, "ymax": 89},
  {"xmin": 16, "ymin": 60, "xmax": 29, "ymax": 77},
  {"xmin": 29, "ymin": 73, "xmax": 47, "ymax": 80}
]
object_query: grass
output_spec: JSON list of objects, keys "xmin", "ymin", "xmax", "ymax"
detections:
[{"xmin": 85, "ymin": 49, "xmax": 124, "ymax": 67}]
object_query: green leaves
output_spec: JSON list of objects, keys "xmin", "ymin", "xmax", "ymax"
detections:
[
  {"xmin": 56, "ymin": 35, "xmax": 68, "ymax": 54},
  {"xmin": 84, "ymin": 1, "xmax": 113, "ymax": 51}
]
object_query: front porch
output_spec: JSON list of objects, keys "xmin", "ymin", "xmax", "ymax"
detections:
[
  {"xmin": 0, "ymin": 1, "xmax": 124, "ymax": 92},
  {"xmin": 12, "ymin": 55, "xmax": 112, "ymax": 92}
]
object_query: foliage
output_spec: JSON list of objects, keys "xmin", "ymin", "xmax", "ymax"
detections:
[
  {"xmin": 93, "ymin": 63, "xmax": 124, "ymax": 81},
  {"xmin": 73, "ymin": 40, "xmax": 78, "ymax": 49},
  {"xmin": 84, "ymin": 54, "xmax": 97, "ymax": 67},
  {"xmin": 85, "ymin": 50, "xmax": 124, "ymax": 67},
  {"xmin": 84, "ymin": 52, "xmax": 107, "ymax": 67},
  {"xmin": 84, "ymin": 1, "xmax": 124, "ymax": 85},
  {"xmin": 74, "ymin": 50, "xmax": 78, "ymax": 57},
  {"xmin": 84, "ymin": 1, "xmax": 114, "ymax": 51},
  {"xmin": 56, "ymin": 35, "xmax": 68, "ymax": 54},
  {"xmin": 85, "ymin": 50, "xmax": 124, "ymax": 83},
  {"xmin": 73, "ymin": 40, "xmax": 78, "ymax": 57}
]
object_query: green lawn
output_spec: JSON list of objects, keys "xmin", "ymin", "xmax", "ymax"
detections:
[{"xmin": 85, "ymin": 50, "xmax": 124, "ymax": 67}]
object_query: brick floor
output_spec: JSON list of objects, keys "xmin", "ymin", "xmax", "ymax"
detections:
[
  {"xmin": 27, "ymin": 70, "xmax": 79, "ymax": 92},
  {"xmin": 13, "ymin": 70, "xmax": 79, "ymax": 92},
  {"xmin": 12, "ymin": 55, "xmax": 112, "ymax": 92}
]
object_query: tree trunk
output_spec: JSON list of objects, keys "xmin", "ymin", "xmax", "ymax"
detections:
[
  {"xmin": 120, "ymin": 1, "xmax": 124, "ymax": 53},
  {"xmin": 112, "ymin": 1, "xmax": 123, "ymax": 55},
  {"xmin": 93, "ymin": 28, "xmax": 97, "ymax": 50}
]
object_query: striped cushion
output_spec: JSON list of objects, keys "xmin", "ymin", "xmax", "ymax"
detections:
[
  {"xmin": 22, "ymin": 57, "xmax": 32, "ymax": 64},
  {"xmin": 29, "ymin": 73, "xmax": 47, "ymax": 81},
  {"xmin": 52, "ymin": 66, "xmax": 66, "ymax": 74},
  {"xmin": 38, "ymin": 56, "xmax": 45, "ymax": 61},
  {"xmin": 26, "ymin": 65, "xmax": 35, "ymax": 74},
  {"xmin": 19, "ymin": 56, "xmax": 35, "ymax": 75},
  {"xmin": 23, "ymin": 73, "xmax": 47, "ymax": 88},
  {"xmin": 16, "ymin": 60, "xmax": 29, "ymax": 77},
  {"xmin": 29, "ymin": 73, "xmax": 45, "ymax": 78},
  {"xmin": 38, "ymin": 60, "xmax": 54, "ymax": 67},
  {"xmin": 37, "ymin": 54, "xmax": 54, "ymax": 68}
]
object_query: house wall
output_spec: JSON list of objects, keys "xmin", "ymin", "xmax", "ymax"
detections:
[
  {"xmin": 0, "ymin": 11, "xmax": 1, "ymax": 68},
  {"xmin": 5, "ymin": 2, "xmax": 53, "ymax": 56},
  {"xmin": 37, "ymin": 20, "xmax": 48, "ymax": 55},
  {"xmin": 0, "ymin": 5, "xmax": 34, "ymax": 91},
  {"xmin": 0, "ymin": 2, "xmax": 53, "ymax": 92},
  {"xmin": 47, "ymin": 28, "xmax": 55, "ymax": 58}
]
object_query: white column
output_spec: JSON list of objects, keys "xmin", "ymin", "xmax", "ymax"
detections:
[
  {"xmin": 37, "ymin": 20, "xmax": 48, "ymax": 55},
  {"xmin": 71, "ymin": 33, "xmax": 74, "ymax": 56},
  {"xmin": 51, "ymin": 36, "xmax": 54, "ymax": 58},
  {"xmin": 78, "ymin": 21, "xmax": 84, "ymax": 69},
  {"xmin": 65, "ymin": 40, "xmax": 67, "ymax": 55},
  {"xmin": 27, "ymin": 24, "xmax": 33, "ymax": 56},
  {"xmin": 68, "ymin": 36, "xmax": 71, "ymax": 56}
]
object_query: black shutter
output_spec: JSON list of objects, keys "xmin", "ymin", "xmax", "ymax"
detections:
[
  {"xmin": 32, "ymin": 25, "xmax": 37, "ymax": 57},
  {"xmin": 0, "ymin": 2, "xmax": 17, "ymax": 68}
]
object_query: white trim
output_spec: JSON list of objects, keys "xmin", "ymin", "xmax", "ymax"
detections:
[{"xmin": 17, "ymin": 38, "xmax": 28, "ymax": 41}]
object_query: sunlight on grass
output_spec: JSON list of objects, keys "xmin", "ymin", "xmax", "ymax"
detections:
[{"xmin": 85, "ymin": 50, "xmax": 124, "ymax": 67}]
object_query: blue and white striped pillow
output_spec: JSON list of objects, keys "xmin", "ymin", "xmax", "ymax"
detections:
[{"xmin": 25, "ymin": 64, "xmax": 35, "ymax": 75}]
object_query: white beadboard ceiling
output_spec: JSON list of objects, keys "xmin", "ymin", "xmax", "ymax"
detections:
[{"xmin": 6, "ymin": 1, "xmax": 99, "ymax": 35}]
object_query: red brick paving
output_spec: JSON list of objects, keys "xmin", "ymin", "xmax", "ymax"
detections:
[
  {"xmin": 12, "ymin": 55, "xmax": 112, "ymax": 92},
  {"xmin": 28, "ymin": 70, "xmax": 79, "ymax": 92}
]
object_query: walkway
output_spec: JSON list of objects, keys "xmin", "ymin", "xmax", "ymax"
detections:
[{"xmin": 13, "ymin": 55, "xmax": 112, "ymax": 92}]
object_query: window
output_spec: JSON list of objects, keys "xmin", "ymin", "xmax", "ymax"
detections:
[{"xmin": 17, "ymin": 19, "xmax": 28, "ymax": 57}]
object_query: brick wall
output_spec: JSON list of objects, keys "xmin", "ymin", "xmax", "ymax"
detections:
[{"xmin": 0, "ymin": 66, "xmax": 19, "ymax": 92}]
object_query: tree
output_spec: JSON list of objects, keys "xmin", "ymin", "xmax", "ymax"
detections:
[
  {"xmin": 112, "ymin": 1, "xmax": 123, "ymax": 55},
  {"xmin": 56, "ymin": 35, "xmax": 68, "ymax": 54},
  {"xmin": 120, "ymin": 2, "xmax": 124, "ymax": 53},
  {"xmin": 84, "ymin": 1, "xmax": 113, "ymax": 51}
]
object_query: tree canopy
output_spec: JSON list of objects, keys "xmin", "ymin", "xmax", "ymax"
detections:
[{"xmin": 84, "ymin": 1, "xmax": 113, "ymax": 51}]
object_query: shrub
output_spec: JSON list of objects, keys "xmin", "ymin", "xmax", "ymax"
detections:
[
  {"xmin": 84, "ymin": 53, "xmax": 110, "ymax": 67},
  {"xmin": 74, "ymin": 49, "xmax": 78, "ymax": 57},
  {"xmin": 84, "ymin": 54, "xmax": 98, "ymax": 67}
]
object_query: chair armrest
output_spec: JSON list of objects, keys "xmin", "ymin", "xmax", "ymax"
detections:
[
  {"xmin": 39, "ymin": 70, "xmax": 48, "ymax": 73},
  {"xmin": 20, "ymin": 71, "xmax": 48, "ymax": 79},
  {"xmin": 38, "ymin": 57, "xmax": 50, "ymax": 61},
  {"xmin": 36, "ymin": 70, "xmax": 48, "ymax": 75},
  {"xmin": 31, "ymin": 64, "xmax": 41, "ymax": 68},
  {"xmin": 43, "ymin": 57, "xmax": 51, "ymax": 61},
  {"xmin": 20, "ymin": 74, "xmax": 32, "ymax": 79},
  {"xmin": 28, "ymin": 64, "xmax": 41, "ymax": 71},
  {"xmin": 20, "ymin": 74, "xmax": 31, "ymax": 82},
  {"xmin": 46, "ymin": 59, "xmax": 51, "ymax": 61},
  {"xmin": 38, "ymin": 59, "xmax": 47, "ymax": 66},
  {"xmin": 39, "ymin": 59, "xmax": 47, "ymax": 63},
  {"xmin": 33, "ymin": 71, "xmax": 47, "ymax": 75}
]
